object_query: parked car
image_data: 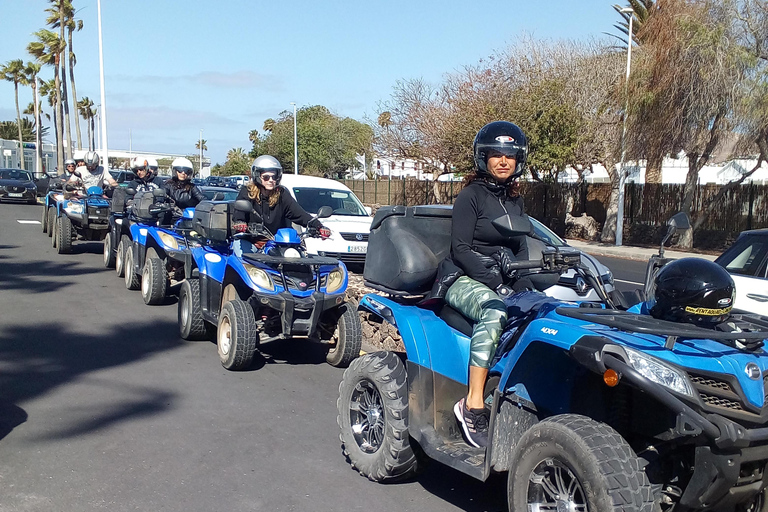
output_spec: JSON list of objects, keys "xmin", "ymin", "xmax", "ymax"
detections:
[
  {"xmin": 109, "ymin": 170, "xmax": 136, "ymax": 186},
  {"xmin": 199, "ymin": 186, "xmax": 238, "ymax": 202},
  {"xmin": 0, "ymin": 168, "xmax": 38, "ymax": 204},
  {"xmin": 280, "ymin": 174, "xmax": 372, "ymax": 265},
  {"xmin": 715, "ymin": 228, "xmax": 768, "ymax": 316}
]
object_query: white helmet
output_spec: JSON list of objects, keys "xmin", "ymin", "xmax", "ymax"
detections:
[
  {"xmin": 171, "ymin": 157, "xmax": 194, "ymax": 177},
  {"xmin": 131, "ymin": 156, "xmax": 148, "ymax": 171},
  {"xmin": 146, "ymin": 156, "xmax": 159, "ymax": 173},
  {"xmin": 84, "ymin": 151, "xmax": 100, "ymax": 171}
]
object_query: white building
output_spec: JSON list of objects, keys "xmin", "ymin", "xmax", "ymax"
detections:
[{"xmin": 0, "ymin": 138, "xmax": 57, "ymax": 177}]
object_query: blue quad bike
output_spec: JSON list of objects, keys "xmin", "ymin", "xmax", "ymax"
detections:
[
  {"xmin": 337, "ymin": 206, "xmax": 768, "ymax": 512},
  {"xmin": 118, "ymin": 189, "xmax": 199, "ymax": 304},
  {"xmin": 177, "ymin": 200, "xmax": 363, "ymax": 371},
  {"xmin": 47, "ymin": 184, "xmax": 111, "ymax": 254}
]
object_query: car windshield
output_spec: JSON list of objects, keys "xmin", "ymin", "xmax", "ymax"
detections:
[
  {"xmin": 530, "ymin": 217, "xmax": 566, "ymax": 247},
  {"xmin": 292, "ymin": 187, "xmax": 367, "ymax": 216},
  {"xmin": 0, "ymin": 170, "xmax": 32, "ymax": 181},
  {"xmin": 201, "ymin": 188, "xmax": 239, "ymax": 201}
]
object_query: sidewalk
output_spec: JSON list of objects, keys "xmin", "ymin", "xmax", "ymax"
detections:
[{"xmin": 565, "ymin": 239, "xmax": 718, "ymax": 262}]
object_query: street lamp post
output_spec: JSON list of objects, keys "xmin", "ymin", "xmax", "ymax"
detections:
[
  {"xmin": 616, "ymin": 7, "xmax": 634, "ymax": 246},
  {"xmin": 96, "ymin": 0, "xmax": 109, "ymax": 169},
  {"xmin": 199, "ymin": 129, "xmax": 203, "ymax": 176},
  {"xmin": 291, "ymin": 102, "xmax": 298, "ymax": 175}
]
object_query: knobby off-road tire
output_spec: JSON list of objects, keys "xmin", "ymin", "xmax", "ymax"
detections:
[
  {"xmin": 337, "ymin": 351, "xmax": 422, "ymax": 482},
  {"xmin": 324, "ymin": 300, "xmax": 363, "ymax": 368},
  {"xmin": 56, "ymin": 215, "xmax": 73, "ymax": 254},
  {"xmin": 41, "ymin": 206, "xmax": 48, "ymax": 233},
  {"xmin": 508, "ymin": 414, "xmax": 655, "ymax": 512},
  {"xmin": 103, "ymin": 231, "xmax": 116, "ymax": 268},
  {"xmin": 124, "ymin": 244, "xmax": 141, "ymax": 290},
  {"xmin": 47, "ymin": 208, "xmax": 55, "ymax": 238},
  {"xmin": 141, "ymin": 257, "xmax": 168, "ymax": 305},
  {"xmin": 179, "ymin": 279, "xmax": 209, "ymax": 340},
  {"xmin": 217, "ymin": 299, "xmax": 258, "ymax": 370},
  {"xmin": 116, "ymin": 236, "xmax": 129, "ymax": 277}
]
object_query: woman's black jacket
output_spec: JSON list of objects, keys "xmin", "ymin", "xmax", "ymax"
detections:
[
  {"xmin": 232, "ymin": 185, "xmax": 319, "ymax": 235},
  {"xmin": 163, "ymin": 179, "xmax": 204, "ymax": 209}
]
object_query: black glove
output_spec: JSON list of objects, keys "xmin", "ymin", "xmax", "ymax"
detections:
[
  {"xmin": 495, "ymin": 284, "xmax": 513, "ymax": 298},
  {"xmin": 492, "ymin": 247, "xmax": 518, "ymax": 278}
]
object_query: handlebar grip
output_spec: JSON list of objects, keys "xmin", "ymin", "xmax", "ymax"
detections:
[{"xmin": 506, "ymin": 260, "xmax": 545, "ymax": 270}]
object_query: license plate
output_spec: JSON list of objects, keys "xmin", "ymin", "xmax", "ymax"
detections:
[
  {"xmin": 8, "ymin": 193, "xmax": 23, "ymax": 198},
  {"xmin": 347, "ymin": 245, "xmax": 366, "ymax": 253}
]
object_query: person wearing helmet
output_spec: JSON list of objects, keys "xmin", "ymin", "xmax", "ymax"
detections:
[
  {"xmin": 163, "ymin": 157, "xmax": 203, "ymax": 208},
  {"xmin": 231, "ymin": 155, "xmax": 327, "ymax": 255},
  {"xmin": 68, "ymin": 150, "xmax": 118, "ymax": 193},
  {"xmin": 127, "ymin": 156, "xmax": 161, "ymax": 192},
  {"xmin": 644, "ymin": 258, "xmax": 735, "ymax": 327},
  {"xmin": 431, "ymin": 121, "xmax": 530, "ymax": 449},
  {"xmin": 50, "ymin": 158, "xmax": 77, "ymax": 190}
]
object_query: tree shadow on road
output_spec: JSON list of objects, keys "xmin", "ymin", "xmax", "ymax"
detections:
[
  {"xmin": 0, "ymin": 319, "xmax": 182, "ymax": 441},
  {"xmin": 0, "ymin": 259, "xmax": 104, "ymax": 294},
  {"xmin": 247, "ymin": 338, "xmax": 330, "ymax": 371}
]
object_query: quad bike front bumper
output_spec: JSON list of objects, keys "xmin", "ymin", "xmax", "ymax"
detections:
[{"xmin": 247, "ymin": 291, "xmax": 346, "ymax": 338}]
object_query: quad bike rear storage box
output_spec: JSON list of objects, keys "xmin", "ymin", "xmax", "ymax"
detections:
[
  {"xmin": 131, "ymin": 190, "xmax": 160, "ymax": 219},
  {"xmin": 193, "ymin": 201, "xmax": 231, "ymax": 241},
  {"xmin": 363, "ymin": 205, "xmax": 452, "ymax": 295}
]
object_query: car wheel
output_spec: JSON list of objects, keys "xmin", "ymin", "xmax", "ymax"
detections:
[
  {"xmin": 56, "ymin": 215, "xmax": 72, "ymax": 254},
  {"xmin": 337, "ymin": 351, "xmax": 422, "ymax": 482},
  {"xmin": 217, "ymin": 299, "xmax": 258, "ymax": 370},
  {"xmin": 323, "ymin": 299, "xmax": 362, "ymax": 368},
  {"xmin": 179, "ymin": 279, "xmax": 209, "ymax": 340},
  {"xmin": 124, "ymin": 244, "xmax": 141, "ymax": 290},
  {"xmin": 41, "ymin": 206, "xmax": 48, "ymax": 233},
  {"xmin": 141, "ymin": 256, "xmax": 168, "ymax": 305},
  {"xmin": 508, "ymin": 414, "xmax": 655, "ymax": 512},
  {"xmin": 116, "ymin": 236, "xmax": 129, "ymax": 277},
  {"xmin": 47, "ymin": 207, "xmax": 55, "ymax": 238},
  {"xmin": 103, "ymin": 231, "xmax": 116, "ymax": 268}
]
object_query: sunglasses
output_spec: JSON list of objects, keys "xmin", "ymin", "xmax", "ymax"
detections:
[
  {"xmin": 176, "ymin": 169, "xmax": 190, "ymax": 175},
  {"xmin": 261, "ymin": 174, "xmax": 277, "ymax": 182}
]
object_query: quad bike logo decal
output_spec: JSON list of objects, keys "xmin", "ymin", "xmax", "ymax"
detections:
[{"xmin": 745, "ymin": 363, "xmax": 761, "ymax": 380}]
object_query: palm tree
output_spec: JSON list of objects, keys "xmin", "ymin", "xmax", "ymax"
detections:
[
  {"xmin": 63, "ymin": 2, "xmax": 83, "ymax": 150},
  {"xmin": 610, "ymin": 1, "xmax": 656, "ymax": 45},
  {"xmin": 24, "ymin": 61, "xmax": 44, "ymax": 174},
  {"xmin": 0, "ymin": 119, "xmax": 38, "ymax": 142},
  {"xmin": 248, "ymin": 129, "xmax": 259, "ymax": 143},
  {"xmin": 28, "ymin": 30, "xmax": 66, "ymax": 173},
  {"xmin": 263, "ymin": 118, "xmax": 275, "ymax": 132},
  {"xmin": 78, "ymin": 96, "xmax": 95, "ymax": 150},
  {"xmin": 39, "ymin": 78, "xmax": 58, "ymax": 151},
  {"xmin": 377, "ymin": 111, "xmax": 393, "ymax": 129},
  {"xmin": 46, "ymin": 0, "xmax": 73, "ymax": 158},
  {"xmin": 1, "ymin": 59, "xmax": 28, "ymax": 169}
]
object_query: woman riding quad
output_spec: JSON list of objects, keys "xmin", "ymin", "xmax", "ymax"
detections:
[
  {"xmin": 163, "ymin": 157, "xmax": 204, "ymax": 208},
  {"xmin": 231, "ymin": 155, "xmax": 328, "ymax": 256},
  {"xmin": 433, "ymin": 121, "xmax": 530, "ymax": 449},
  {"xmin": 49, "ymin": 158, "xmax": 77, "ymax": 190}
]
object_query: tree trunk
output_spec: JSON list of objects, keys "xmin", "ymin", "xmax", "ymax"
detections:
[
  {"xmin": 68, "ymin": 29, "xmax": 82, "ymax": 151},
  {"xmin": 13, "ymin": 82, "xmax": 25, "ymax": 170},
  {"xmin": 54, "ymin": 58, "xmax": 65, "ymax": 175},
  {"xmin": 90, "ymin": 116, "xmax": 95, "ymax": 151},
  {"xmin": 32, "ymin": 82, "xmax": 43, "ymax": 176},
  {"xmin": 645, "ymin": 152, "xmax": 664, "ymax": 184},
  {"xmin": 600, "ymin": 161, "xmax": 620, "ymax": 243},
  {"xmin": 86, "ymin": 113, "xmax": 92, "ymax": 151},
  {"xmin": 61, "ymin": 65, "xmax": 72, "ymax": 159},
  {"xmin": 676, "ymin": 155, "xmax": 704, "ymax": 249}
]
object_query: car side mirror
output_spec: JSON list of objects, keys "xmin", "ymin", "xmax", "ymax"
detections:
[
  {"xmin": 492, "ymin": 214, "xmax": 532, "ymax": 237},
  {"xmin": 152, "ymin": 188, "xmax": 166, "ymax": 198},
  {"xmin": 317, "ymin": 205, "xmax": 333, "ymax": 219},
  {"xmin": 667, "ymin": 212, "xmax": 690, "ymax": 232}
]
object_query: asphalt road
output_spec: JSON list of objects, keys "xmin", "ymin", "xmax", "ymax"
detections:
[{"xmin": 0, "ymin": 202, "xmax": 648, "ymax": 512}]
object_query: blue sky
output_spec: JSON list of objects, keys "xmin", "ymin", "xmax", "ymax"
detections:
[{"xmin": 0, "ymin": 0, "xmax": 622, "ymax": 165}]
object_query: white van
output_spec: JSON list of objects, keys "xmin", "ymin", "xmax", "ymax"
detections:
[
  {"xmin": 231, "ymin": 175, "xmax": 250, "ymax": 187},
  {"xmin": 279, "ymin": 174, "xmax": 371, "ymax": 266}
]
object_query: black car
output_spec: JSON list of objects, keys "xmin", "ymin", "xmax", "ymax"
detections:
[
  {"xmin": 109, "ymin": 170, "xmax": 136, "ymax": 186},
  {"xmin": 0, "ymin": 169, "xmax": 37, "ymax": 204},
  {"xmin": 200, "ymin": 186, "xmax": 239, "ymax": 202}
]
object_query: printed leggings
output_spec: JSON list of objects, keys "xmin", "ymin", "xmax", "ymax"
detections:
[{"xmin": 444, "ymin": 276, "xmax": 507, "ymax": 369}]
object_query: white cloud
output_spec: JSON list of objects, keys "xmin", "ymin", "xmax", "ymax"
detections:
[{"xmin": 110, "ymin": 70, "xmax": 284, "ymax": 91}]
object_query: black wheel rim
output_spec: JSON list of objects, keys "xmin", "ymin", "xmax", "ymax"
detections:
[
  {"xmin": 527, "ymin": 458, "xmax": 587, "ymax": 512},
  {"xmin": 349, "ymin": 379, "xmax": 384, "ymax": 453}
]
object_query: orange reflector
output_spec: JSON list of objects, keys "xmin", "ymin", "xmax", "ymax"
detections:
[{"xmin": 603, "ymin": 369, "xmax": 620, "ymax": 387}]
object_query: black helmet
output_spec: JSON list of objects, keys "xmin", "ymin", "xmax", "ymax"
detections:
[
  {"xmin": 250, "ymin": 155, "xmax": 282, "ymax": 186},
  {"xmin": 473, "ymin": 121, "xmax": 527, "ymax": 180},
  {"xmin": 646, "ymin": 258, "xmax": 735, "ymax": 327}
]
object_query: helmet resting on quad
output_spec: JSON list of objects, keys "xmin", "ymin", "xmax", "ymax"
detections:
[
  {"xmin": 646, "ymin": 258, "xmax": 735, "ymax": 327},
  {"xmin": 250, "ymin": 155, "xmax": 282, "ymax": 187},
  {"xmin": 473, "ymin": 121, "xmax": 528, "ymax": 181}
]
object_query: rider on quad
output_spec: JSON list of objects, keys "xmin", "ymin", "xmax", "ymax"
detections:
[
  {"xmin": 431, "ymin": 121, "xmax": 531, "ymax": 449},
  {"xmin": 49, "ymin": 158, "xmax": 77, "ymax": 190},
  {"xmin": 163, "ymin": 157, "xmax": 204, "ymax": 209},
  {"xmin": 68, "ymin": 151, "xmax": 118, "ymax": 194},
  {"xmin": 231, "ymin": 155, "xmax": 329, "ymax": 256},
  {"xmin": 127, "ymin": 156, "xmax": 161, "ymax": 193}
]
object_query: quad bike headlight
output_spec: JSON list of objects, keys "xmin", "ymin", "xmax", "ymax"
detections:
[
  {"xmin": 244, "ymin": 264, "xmax": 274, "ymax": 292},
  {"xmin": 326, "ymin": 266, "xmax": 347, "ymax": 294},
  {"xmin": 157, "ymin": 232, "xmax": 179, "ymax": 250},
  {"xmin": 64, "ymin": 202, "xmax": 84, "ymax": 214},
  {"xmin": 624, "ymin": 347, "xmax": 694, "ymax": 397}
]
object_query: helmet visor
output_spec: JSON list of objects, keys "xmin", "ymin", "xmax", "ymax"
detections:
[
  {"xmin": 476, "ymin": 142, "xmax": 526, "ymax": 161},
  {"xmin": 174, "ymin": 166, "xmax": 193, "ymax": 175}
]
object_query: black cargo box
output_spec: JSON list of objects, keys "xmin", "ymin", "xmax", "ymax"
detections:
[
  {"xmin": 363, "ymin": 205, "xmax": 453, "ymax": 296},
  {"xmin": 131, "ymin": 190, "xmax": 159, "ymax": 219},
  {"xmin": 193, "ymin": 201, "xmax": 231, "ymax": 241}
]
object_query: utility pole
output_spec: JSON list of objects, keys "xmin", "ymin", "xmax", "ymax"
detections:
[
  {"xmin": 291, "ymin": 102, "xmax": 298, "ymax": 174},
  {"xmin": 97, "ymin": 0, "xmax": 109, "ymax": 169},
  {"xmin": 616, "ymin": 8, "xmax": 634, "ymax": 246},
  {"xmin": 199, "ymin": 129, "xmax": 203, "ymax": 176}
]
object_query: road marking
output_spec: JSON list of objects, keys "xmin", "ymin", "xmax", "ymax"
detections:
[
  {"xmin": 17, "ymin": 220, "xmax": 41, "ymax": 224},
  {"xmin": 615, "ymin": 278, "xmax": 643, "ymax": 285}
]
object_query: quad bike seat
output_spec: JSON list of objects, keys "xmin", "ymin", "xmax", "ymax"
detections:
[{"xmin": 438, "ymin": 304, "xmax": 474, "ymax": 337}]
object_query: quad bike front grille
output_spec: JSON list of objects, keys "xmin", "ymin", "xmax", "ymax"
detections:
[
  {"xmin": 689, "ymin": 373, "xmax": 747, "ymax": 413},
  {"xmin": 699, "ymin": 394, "xmax": 745, "ymax": 411},
  {"xmin": 690, "ymin": 375, "xmax": 736, "ymax": 392}
]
